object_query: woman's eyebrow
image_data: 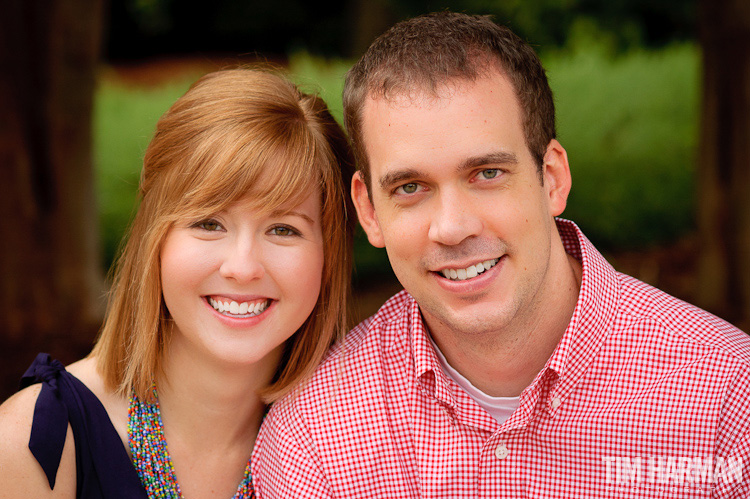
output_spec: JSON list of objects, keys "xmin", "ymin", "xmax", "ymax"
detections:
[{"xmin": 269, "ymin": 209, "xmax": 315, "ymax": 225}]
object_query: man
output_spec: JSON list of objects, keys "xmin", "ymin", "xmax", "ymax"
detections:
[{"xmin": 253, "ymin": 12, "xmax": 750, "ymax": 497}]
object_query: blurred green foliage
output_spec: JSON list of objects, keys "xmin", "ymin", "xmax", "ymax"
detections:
[
  {"xmin": 94, "ymin": 75, "xmax": 198, "ymax": 269},
  {"xmin": 93, "ymin": 42, "xmax": 699, "ymax": 278},
  {"xmin": 549, "ymin": 36, "xmax": 698, "ymax": 249}
]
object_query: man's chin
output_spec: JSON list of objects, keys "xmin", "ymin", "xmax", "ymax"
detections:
[{"xmin": 420, "ymin": 301, "xmax": 515, "ymax": 339}]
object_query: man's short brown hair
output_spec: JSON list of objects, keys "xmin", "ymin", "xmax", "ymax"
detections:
[{"xmin": 343, "ymin": 11, "xmax": 556, "ymax": 190}]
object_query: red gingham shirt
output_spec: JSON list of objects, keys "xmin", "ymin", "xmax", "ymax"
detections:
[{"xmin": 253, "ymin": 220, "xmax": 750, "ymax": 498}]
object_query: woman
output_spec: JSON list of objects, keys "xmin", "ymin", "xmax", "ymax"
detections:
[{"xmin": 0, "ymin": 68, "xmax": 354, "ymax": 498}]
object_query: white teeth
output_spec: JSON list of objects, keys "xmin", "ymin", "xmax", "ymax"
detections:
[
  {"xmin": 208, "ymin": 297, "xmax": 270, "ymax": 317},
  {"xmin": 440, "ymin": 258, "xmax": 500, "ymax": 281}
]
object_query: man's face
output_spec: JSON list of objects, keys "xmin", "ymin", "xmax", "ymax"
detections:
[{"xmin": 352, "ymin": 70, "xmax": 571, "ymax": 340}]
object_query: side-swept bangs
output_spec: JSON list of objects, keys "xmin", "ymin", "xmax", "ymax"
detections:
[{"xmin": 148, "ymin": 74, "xmax": 327, "ymax": 224}]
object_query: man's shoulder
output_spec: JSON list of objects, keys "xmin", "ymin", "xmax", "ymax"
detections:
[
  {"xmin": 253, "ymin": 291, "xmax": 424, "ymax": 495},
  {"xmin": 271, "ymin": 289, "xmax": 416, "ymax": 415},
  {"xmin": 616, "ymin": 271, "xmax": 750, "ymax": 365},
  {"xmin": 327, "ymin": 288, "xmax": 415, "ymax": 364}
]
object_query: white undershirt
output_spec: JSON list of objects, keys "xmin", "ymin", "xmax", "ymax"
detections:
[{"xmin": 429, "ymin": 336, "xmax": 521, "ymax": 425}]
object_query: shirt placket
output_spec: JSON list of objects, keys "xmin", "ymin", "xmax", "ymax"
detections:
[{"xmin": 475, "ymin": 368, "xmax": 560, "ymax": 497}]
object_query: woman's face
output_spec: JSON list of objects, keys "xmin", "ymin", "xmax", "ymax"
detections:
[{"xmin": 160, "ymin": 189, "xmax": 324, "ymax": 368}]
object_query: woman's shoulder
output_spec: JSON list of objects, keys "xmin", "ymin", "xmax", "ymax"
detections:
[
  {"xmin": 0, "ymin": 381, "xmax": 43, "ymax": 428},
  {"xmin": 68, "ymin": 356, "xmax": 130, "ymax": 444},
  {"xmin": 0, "ymin": 383, "xmax": 77, "ymax": 497}
]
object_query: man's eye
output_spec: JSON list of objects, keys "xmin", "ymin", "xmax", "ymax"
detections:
[
  {"xmin": 397, "ymin": 183, "xmax": 420, "ymax": 194},
  {"xmin": 480, "ymin": 169, "xmax": 499, "ymax": 179}
]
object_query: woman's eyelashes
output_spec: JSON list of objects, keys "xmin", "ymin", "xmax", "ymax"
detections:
[
  {"xmin": 192, "ymin": 218, "xmax": 224, "ymax": 232},
  {"xmin": 268, "ymin": 224, "xmax": 301, "ymax": 237},
  {"xmin": 187, "ymin": 218, "xmax": 304, "ymax": 238}
]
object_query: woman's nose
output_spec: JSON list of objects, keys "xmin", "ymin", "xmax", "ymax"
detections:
[{"xmin": 218, "ymin": 239, "xmax": 265, "ymax": 282}]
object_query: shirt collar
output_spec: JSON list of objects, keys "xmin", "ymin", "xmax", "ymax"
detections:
[
  {"xmin": 410, "ymin": 299, "xmax": 455, "ymax": 404},
  {"xmin": 407, "ymin": 219, "xmax": 620, "ymax": 410},
  {"xmin": 545, "ymin": 219, "xmax": 620, "ymax": 398}
]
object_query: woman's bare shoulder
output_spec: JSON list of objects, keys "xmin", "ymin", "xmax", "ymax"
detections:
[
  {"xmin": 66, "ymin": 356, "xmax": 100, "ymax": 389},
  {"xmin": 0, "ymin": 384, "xmax": 77, "ymax": 498},
  {"xmin": 67, "ymin": 356, "xmax": 130, "ymax": 445}
]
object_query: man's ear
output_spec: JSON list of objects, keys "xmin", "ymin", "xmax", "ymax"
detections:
[
  {"xmin": 542, "ymin": 139, "xmax": 572, "ymax": 217},
  {"xmin": 351, "ymin": 171, "xmax": 386, "ymax": 248}
]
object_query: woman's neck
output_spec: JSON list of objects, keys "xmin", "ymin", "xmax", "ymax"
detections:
[{"xmin": 156, "ymin": 341, "xmax": 281, "ymax": 455}]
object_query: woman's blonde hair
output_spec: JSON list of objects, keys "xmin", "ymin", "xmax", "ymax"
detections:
[{"xmin": 91, "ymin": 68, "xmax": 355, "ymax": 402}]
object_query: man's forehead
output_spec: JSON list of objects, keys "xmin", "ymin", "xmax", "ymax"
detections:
[
  {"xmin": 360, "ymin": 83, "xmax": 464, "ymax": 152},
  {"xmin": 362, "ymin": 68, "xmax": 514, "ymax": 117},
  {"xmin": 364, "ymin": 79, "xmax": 469, "ymax": 113},
  {"xmin": 359, "ymin": 69, "xmax": 531, "ymax": 191}
]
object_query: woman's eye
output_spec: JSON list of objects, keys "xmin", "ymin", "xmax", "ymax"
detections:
[
  {"xmin": 269, "ymin": 225, "xmax": 299, "ymax": 237},
  {"xmin": 397, "ymin": 183, "xmax": 420, "ymax": 195},
  {"xmin": 480, "ymin": 169, "xmax": 499, "ymax": 180},
  {"xmin": 194, "ymin": 219, "xmax": 222, "ymax": 231}
]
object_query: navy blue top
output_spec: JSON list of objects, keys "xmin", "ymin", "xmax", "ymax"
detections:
[{"xmin": 20, "ymin": 353, "xmax": 147, "ymax": 498}]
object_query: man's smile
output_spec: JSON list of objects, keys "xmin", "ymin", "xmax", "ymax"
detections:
[{"xmin": 438, "ymin": 257, "xmax": 501, "ymax": 281}]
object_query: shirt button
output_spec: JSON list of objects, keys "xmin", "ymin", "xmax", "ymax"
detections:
[
  {"xmin": 494, "ymin": 443, "xmax": 509, "ymax": 460},
  {"xmin": 551, "ymin": 397, "xmax": 562, "ymax": 409}
]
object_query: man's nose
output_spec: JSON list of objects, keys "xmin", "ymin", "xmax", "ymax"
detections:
[
  {"xmin": 219, "ymin": 238, "xmax": 265, "ymax": 282},
  {"xmin": 427, "ymin": 190, "xmax": 483, "ymax": 246}
]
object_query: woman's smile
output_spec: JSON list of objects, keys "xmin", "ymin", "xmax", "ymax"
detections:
[{"xmin": 206, "ymin": 296, "xmax": 272, "ymax": 317}]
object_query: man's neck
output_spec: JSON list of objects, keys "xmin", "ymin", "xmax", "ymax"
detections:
[{"xmin": 427, "ymin": 253, "xmax": 582, "ymax": 397}]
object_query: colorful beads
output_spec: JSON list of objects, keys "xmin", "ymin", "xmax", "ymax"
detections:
[{"xmin": 129, "ymin": 386, "xmax": 253, "ymax": 498}]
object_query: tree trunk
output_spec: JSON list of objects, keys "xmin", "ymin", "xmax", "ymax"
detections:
[
  {"xmin": 696, "ymin": 0, "xmax": 750, "ymax": 330},
  {"xmin": 0, "ymin": 0, "xmax": 105, "ymax": 398}
]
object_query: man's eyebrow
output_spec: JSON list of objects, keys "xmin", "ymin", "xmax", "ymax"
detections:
[
  {"xmin": 459, "ymin": 151, "xmax": 518, "ymax": 171},
  {"xmin": 378, "ymin": 168, "xmax": 422, "ymax": 192},
  {"xmin": 269, "ymin": 209, "xmax": 315, "ymax": 225}
]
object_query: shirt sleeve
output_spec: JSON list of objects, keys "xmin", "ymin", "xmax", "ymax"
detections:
[
  {"xmin": 710, "ymin": 365, "xmax": 750, "ymax": 498},
  {"xmin": 710, "ymin": 429, "xmax": 750, "ymax": 498},
  {"xmin": 252, "ymin": 401, "xmax": 333, "ymax": 498}
]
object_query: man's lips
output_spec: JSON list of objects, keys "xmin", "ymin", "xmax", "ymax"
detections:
[{"xmin": 436, "ymin": 257, "xmax": 501, "ymax": 281}]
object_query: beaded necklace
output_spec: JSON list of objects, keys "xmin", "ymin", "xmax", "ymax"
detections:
[{"xmin": 128, "ymin": 386, "xmax": 253, "ymax": 499}]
